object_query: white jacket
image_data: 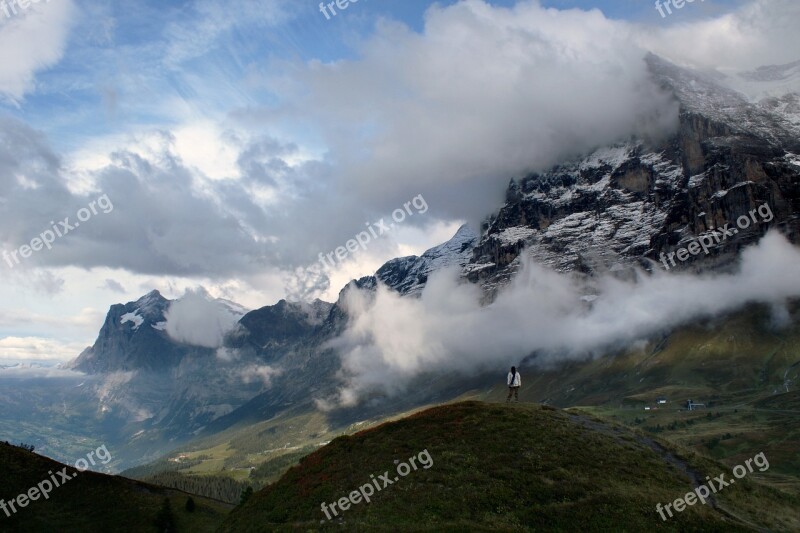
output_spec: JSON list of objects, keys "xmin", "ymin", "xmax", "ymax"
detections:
[{"xmin": 507, "ymin": 371, "xmax": 521, "ymax": 387}]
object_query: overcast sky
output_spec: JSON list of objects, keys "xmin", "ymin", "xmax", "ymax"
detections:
[{"xmin": 1, "ymin": 0, "xmax": 798, "ymax": 363}]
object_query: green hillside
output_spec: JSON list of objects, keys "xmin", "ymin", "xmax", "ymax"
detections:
[
  {"xmin": 220, "ymin": 401, "xmax": 800, "ymax": 532},
  {"xmin": 0, "ymin": 441, "xmax": 230, "ymax": 532}
]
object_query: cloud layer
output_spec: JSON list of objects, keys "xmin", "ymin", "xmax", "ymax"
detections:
[
  {"xmin": 4, "ymin": 0, "xmax": 799, "ymax": 295},
  {"xmin": 328, "ymin": 232, "xmax": 800, "ymax": 406},
  {"xmin": 2, "ymin": 0, "xmax": 683, "ymax": 286},
  {"xmin": 640, "ymin": 0, "xmax": 800, "ymax": 73}
]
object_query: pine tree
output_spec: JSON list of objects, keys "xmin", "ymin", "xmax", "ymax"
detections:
[
  {"xmin": 185, "ymin": 497, "xmax": 196, "ymax": 513},
  {"xmin": 154, "ymin": 498, "xmax": 177, "ymax": 532},
  {"xmin": 240, "ymin": 486, "xmax": 254, "ymax": 506}
]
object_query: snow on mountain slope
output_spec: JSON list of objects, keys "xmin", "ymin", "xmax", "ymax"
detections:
[
  {"xmin": 120, "ymin": 311, "xmax": 144, "ymax": 330},
  {"xmin": 647, "ymin": 55, "xmax": 800, "ymax": 146},
  {"xmin": 373, "ymin": 224, "xmax": 479, "ymax": 295},
  {"xmin": 462, "ymin": 56, "xmax": 800, "ymax": 295},
  {"xmin": 715, "ymin": 60, "xmax": 800, "ymax": 131},
  {"xmin": 728, "ymin": 60, "xmax": 800, "ymax": 101},
  {"xmin": 464, "ymin": 143, "xmax": 684, "ymax": 291}
]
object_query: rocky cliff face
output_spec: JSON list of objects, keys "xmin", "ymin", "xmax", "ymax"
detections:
[{"xmin": 460, "ymin": 55, "xmax": 800, "ymax": 294}]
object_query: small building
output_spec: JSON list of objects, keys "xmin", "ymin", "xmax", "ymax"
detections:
[
  {"xmin": 686, "ymin": 399, "xmax": 705, "ymax": 411},
  {"xmin": 657, "ymin": 397, "xmax": 667, "ymax": 404}
]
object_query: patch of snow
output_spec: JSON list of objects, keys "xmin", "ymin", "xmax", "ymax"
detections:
[
  {"xmin": 494, "ymin": 226, "xmax": 536, "ymax": 246},
  {"xmin": 556, "ymin": 188, "xmax": 575, "ymax": 205},
  {"xmin": 463, "ymin": 262, "xmax": 495, "ymax": 275},
  {"xmin": 712, "ymin": 181, "xmax": 755, "ymax": 199},
  {"xmin": 688, "ymin": 174, "xmax": 706, "ymax": 188},
  {"xmin": 579, "ymin": 145, "xmax": 632, "ymax": 171},
  {"xmin": 121, "ymin": 311, "xmax": 144, "ymax": 330}
]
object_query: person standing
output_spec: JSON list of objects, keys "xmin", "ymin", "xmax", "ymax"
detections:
[{"xmin": 506, "ymin": 366, "xmax": 521, "ymax": 402}]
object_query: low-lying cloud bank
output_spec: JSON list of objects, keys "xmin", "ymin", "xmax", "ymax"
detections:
[
  {"xmin": 164, "ymin": 288, "xmax": 245, "ymax": 348},
  {"xmin": 0, "ymin": 364, "xmax": 85, "ymax": 379},
  {"xmin": 328, "ymin": 232, "xmax": 800, "ymax": 407}
]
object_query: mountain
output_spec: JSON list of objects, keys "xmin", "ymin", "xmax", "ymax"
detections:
[
  {"xmin": 0, "ymin": 218, "xmax": 480, "ymax": 471},
  {"xmin": 369, "ymin": 224, "xmax": 479, "ymax": 295},
  {"xmin": 69, "ymin": 289, "xmax": 250, "ymax": 374},
  {"xmin": 221, "ymin": 402, "xmax": 800, "ymax": 531},
  {"xmin": 196, "ymin": 225, "xmax": 481, "ymax": 435},
  {"xmin": 231, "ymin": 299, "xmax": 332, "ymax": 356},
  {"xmin": 463, "ymin": 55, "xmax": 800, "ymax": 293},
  {"xmin": 230, "ymin": 52, "xmax": 800, "ymax": 421},
  {"xmin": 70, "ymin": 290, "xmax": 197, "ymax": 374}
]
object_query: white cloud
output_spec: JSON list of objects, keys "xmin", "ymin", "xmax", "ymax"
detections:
[
  {"xmin": 172, "ymin": 122, "xmax": 241, "ymax": 181},
  {"xmin": 638, "ymin": 0, "xmax": 800, "ymax": 73},
  {"xmin": 0, "ymin": 0, "xmax": 76, "ymax": 103},
  {"xmin": 274, "ymin": 0, "xmax": 679, "ymax": 229},
  {"xmin": 0, "ymin": 306, "xmax": 103, "ymax": 331},
  {"xmin": 164, "ymin": 287, "xmax": 245, "ymax": 348},
  {"xmin": 0, "ymin": 336, "xmax": 87, "ymax": 362},
  {"xmin": 0, "ymin": 364, "xmax": 85, "ymax": 379},
  {"xmin": 328, "ymin": 232, "xmax": 800, "ymax": 406},
  {"xmin": 238, "ymin": 364, "xmax": 281, "ymax": 387}
]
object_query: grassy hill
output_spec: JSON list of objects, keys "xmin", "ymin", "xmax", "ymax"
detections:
[
  {"xmin": 220, "ymin": 401, "xmax": 800, "ymax": 532},
  {"xmin": 0, "ymin": 441, "xmax": 230, "ymax": 532}
]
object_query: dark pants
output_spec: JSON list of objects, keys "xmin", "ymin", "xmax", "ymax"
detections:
[{"xmin": 506, "ymin": 386, "xmax": 519, "ymax": 402}]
